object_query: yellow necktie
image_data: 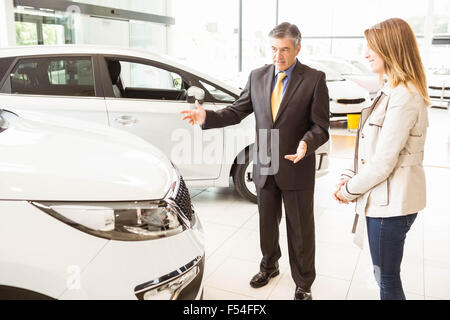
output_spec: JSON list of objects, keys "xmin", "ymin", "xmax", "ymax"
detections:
[{"xmin": 271, "ymin": 72, "xmax": 287, "ymax": 121}]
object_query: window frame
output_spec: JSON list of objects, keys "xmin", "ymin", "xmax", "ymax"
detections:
[
  {"xmin": 0, "ymin": 54, "xmax": 104, "ymax": 98},
  {"xmin": 98, "ymin": 54, "xmax": 238, "ymax": 103},
  {"xmin": 14, "ymin": 13, "xmax": 75, "ymax": 46},
  {"xmin": 0, "ymin": 57, "xmax": 15, "ymax": 88}
]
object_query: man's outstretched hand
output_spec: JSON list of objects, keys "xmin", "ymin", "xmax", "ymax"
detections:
[
  {"xmin": 180, "ymin": 100, "xmax": 206, "ymax": 125},
  {"xmin": 284, "ymin": 141, "xmax": 307, "ymax": 164}
]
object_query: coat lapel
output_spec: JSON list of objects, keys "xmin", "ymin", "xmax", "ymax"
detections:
[
  {"xmin": 273, "ymin": 60, "xmax": 305, "ymax": 125},
  {"xmin": 353, "ymin": 93, "xmax": 385, "ymax": 172},
  {"xmin": 263, "ymin": 64, "xmax": 275, "ymax": 123},
  {"xmin": 360, "ymin": 93, "xmax": 385, "ymax": 129}
]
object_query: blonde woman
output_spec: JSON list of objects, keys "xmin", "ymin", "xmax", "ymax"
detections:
[{"xmin": 334, "ymin": 18, "xmax": 429, "ymax": 300}]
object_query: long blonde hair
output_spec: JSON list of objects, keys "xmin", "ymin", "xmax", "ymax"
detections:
[{"xmin": 364, "ymin": 18, "xmax": 430, "ymax": 105}]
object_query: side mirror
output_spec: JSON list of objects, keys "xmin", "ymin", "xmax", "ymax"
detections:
[{"xmin": 187, "ymin": 86, "xmax": 205, "ymax": 104}]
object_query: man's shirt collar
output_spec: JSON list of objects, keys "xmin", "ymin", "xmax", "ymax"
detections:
[{"xmin": 274, "ymin": 59, "xmax": 297, "ymax": 79}]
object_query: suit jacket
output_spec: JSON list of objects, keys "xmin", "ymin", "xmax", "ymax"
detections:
[{"xmin": 203, "ymin": 59, "xmax": 330, "ymax": 190}]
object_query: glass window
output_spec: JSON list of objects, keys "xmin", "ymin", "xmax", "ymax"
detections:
[
  {"xmin": 279, "ymin": 0, "xmax": 431, "ymax": 62},
  {"xmin": 433, "ymin": 0, "xmax": 450, "ymax": 33},
  {"xmin": 130, "ymin": 21, "xmax": 166, "ymax": 53},
  {"xmin": 15, "ymin": 12, "xmax": 73, "ymax": 46},
  {"xmin": 169, "ymin": 0, "xmax": 239, "ymax": 79},
  {"xmin": 242, "ymin": 0, "xmax": 276, "ymax": 72},
  {"xmin": 107, "ymin": 60, "xmax": 186, "ymax": 100},
  {"xmin": 118, "ymin": 61, "xmax": 182, "ymax": 90},
  {"xmin": 7, "ymin": 57, "xmax": 95, "ymax": 96},
  {"xmin": 15, "ymin": 21, "xmax": 38, "ymax": 45},
  {"xmin": 42, "ymin": 24, "xmax": 65, "ymax": 45},
  {"xmin": 199, "ymin": 80, "xmax": 235, "ymax": 103}
]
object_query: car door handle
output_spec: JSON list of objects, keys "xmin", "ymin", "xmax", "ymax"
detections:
[{"xmin": 114, "ymin": 115, "xmax": 138, "ymax": 126}]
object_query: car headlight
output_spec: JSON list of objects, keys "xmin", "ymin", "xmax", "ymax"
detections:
[{"xmin": 31, "ymin": 200, "xmax": 187, "ymax": 241}]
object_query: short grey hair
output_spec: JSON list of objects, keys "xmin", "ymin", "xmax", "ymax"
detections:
[{"xmin": 268, "ymin": 22, "xmax": 302, "ymax": 47}]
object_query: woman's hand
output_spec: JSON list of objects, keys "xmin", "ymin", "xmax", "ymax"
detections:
[
  {"xmin": 335, "ymin": 189, "xmax": 349, "ymax": 204},
  {"xmin": 333, "ymin": 177, "xmax": 350, "ymax": 204}
]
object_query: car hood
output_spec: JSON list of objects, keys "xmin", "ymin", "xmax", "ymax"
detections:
[
  {"xmin": 428, "ymin": 74, "xmax": 450, "ymax": 87},
  {"xmin": 0, "ymin": 110, "xmax": 175, "ymax": 201},
  {"xmin": 344, "ymin": 75, "xmax": 382, "ymax": 95},
  {"xmin": 327, "ymin": 79, "xmax": 371, "ymax": 100}
]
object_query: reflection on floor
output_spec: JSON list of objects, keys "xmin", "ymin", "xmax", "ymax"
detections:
[{"xmin": 189, "ymin": 107, "xmax": 450, "ymax": 300}]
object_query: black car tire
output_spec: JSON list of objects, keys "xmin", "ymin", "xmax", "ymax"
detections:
[{"xmin": 233, "ymin": 150, "xmax": 257, "ymax": 203}]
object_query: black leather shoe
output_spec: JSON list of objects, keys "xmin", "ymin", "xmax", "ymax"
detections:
[
  {"xmin": 249, "ymin": 269, "xmax": 280, "ymax": 288},
  {"xmin": 294, "ymin": 287, "xmax": 312, "ymax": 300}
]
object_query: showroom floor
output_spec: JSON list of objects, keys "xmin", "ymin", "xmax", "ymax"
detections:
[{"xmin": 189, "ymin": 107, "xmax": 450, "ymax": 300}]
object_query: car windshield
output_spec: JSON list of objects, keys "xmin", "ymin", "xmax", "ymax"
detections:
[
  {"xmin": 305, "ymin": 61, "xmax": 344, "ymax": 81},
  {"xmin": 350, "ymin": 61, "xmax": 372, "ymax": 75},
  {"xmin": 316, "ymin": 59, "xmax": 365, "ymax": 75},
  {"xmin": 433, "ymin": 67, "xmax": 450, "ymax": 75}
]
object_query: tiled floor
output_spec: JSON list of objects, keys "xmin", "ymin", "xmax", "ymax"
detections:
[{"xmin": 189, "ymin": 107, "xmax": 450, "ymax": 300}]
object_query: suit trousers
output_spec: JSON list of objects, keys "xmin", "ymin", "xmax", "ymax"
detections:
[{"xmin": 256, "ymin": 175, "xmax": 316, "ymax": 291}]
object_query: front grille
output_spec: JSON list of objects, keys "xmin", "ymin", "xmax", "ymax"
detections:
[
  {"xmin": 429, "ymin": 86, "xmax": 450, "ymax": 90},
  {"xmin": 337, "ymin": 98, "xmax": 366, "ymax": 104},
  {"xmin": 430, "ymin": 95, "xmax": 450, "ymax": 100},
  {"xmin": 175, "ymin": 176, "xmax": 194, "ymax": 221}
]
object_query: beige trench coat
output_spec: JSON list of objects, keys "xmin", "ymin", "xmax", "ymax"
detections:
[{"xmin": 340, "ymin": 83, "xmax": 428, "ymax": 248}]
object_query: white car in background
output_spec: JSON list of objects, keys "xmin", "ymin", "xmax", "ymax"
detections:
[
  {"xmin": 304, "ymin": 60, "xmax": 371, "ymax": 116},
  {"xmin": 224, "ymin": 60, "xmax": 370, "ymax": 117},
  {"xmin": 312, "ymin": 57, "xmax": 381, "ymax": 99},
  {"xmin": 0, "ymin": 109, "xmax": 204, "ymax": 300},
  {"xmin": 427, "ymin": 66, "xmax": 450, "ymax": 108},
  {"xmin": 0, "ymin": 45, "xmax": 329, "ymax": 203}
]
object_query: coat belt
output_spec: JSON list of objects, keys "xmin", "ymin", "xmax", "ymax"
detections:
[{"xmin": 395, "ymin": 152, "xmax": 424, "ymax": 168}]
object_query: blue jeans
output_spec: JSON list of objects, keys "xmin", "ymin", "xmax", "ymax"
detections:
[{"xmin": 366, "ymin": 213, "xmax": 417, "ymax": 300}]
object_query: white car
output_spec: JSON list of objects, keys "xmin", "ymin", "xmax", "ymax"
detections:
[
  {"xmin": 0, "ymin": 45, "xmax": 329, "ymax": 203},
  {"xmin": 428, "ymin": 66, "xmax": 450, "ymax": 108},
  {"xmin": 304, "ymin": 60, "xmax": 371, "ymax": 116},
  {"xmin": 0, "ymin": 109, "xmax": 204, "ymax": 300},
  {"xmin": 312, "ymin": 57, "xmax": 381, "ymax": 99},
  {"xmin": 222, "ymin": 61, "xmax": 371, "ymax": 117}
]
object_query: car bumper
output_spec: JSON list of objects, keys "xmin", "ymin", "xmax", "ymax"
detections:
[
  {"xmin": 58, "ymin": 221, "xmax": 205, "ymax": 300},
  {"xmin": 330, "ymin": 100, "xmax": 366, "ymax": 115},
  {"xmin": 134, "ymin": 254, "xmax": 205, "ymax": 300},
  {"xmin": 1, "ymin": 200, "xmax": 205, "ymax": 300}
]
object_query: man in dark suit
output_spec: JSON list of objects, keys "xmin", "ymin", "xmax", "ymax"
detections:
[{"xmin": 181, "ymin": 22, "xmax": 329, "ymax": 300}]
